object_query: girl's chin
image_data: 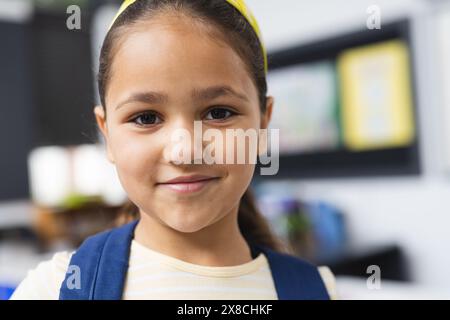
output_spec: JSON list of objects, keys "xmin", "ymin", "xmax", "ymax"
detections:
[
  {"xmin": 162, "ymin": 214, "xmax": 214, "ymax": 233},
  {"xmin": 166, "ymin": 222, "xmax": 210, "ymax": 234}
]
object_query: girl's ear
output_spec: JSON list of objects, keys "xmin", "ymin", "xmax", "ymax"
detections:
[
  {"xmin": 260, "ymin": 96, "xmax": 274, "ymax": 130},
  {"xmin": 94, "ymin": 105, "xmax": 115, "ymax": 164},
  {"xmin": 258, "ymin": 96, "xmax": 274, "ymax": 156}
]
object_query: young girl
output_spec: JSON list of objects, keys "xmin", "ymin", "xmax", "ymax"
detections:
[{"xmin": 11, "ymin": 0, "xmax": 337, "ymax": 300}]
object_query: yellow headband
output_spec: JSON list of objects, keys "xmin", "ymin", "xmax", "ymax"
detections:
[{"xmin": 109, "ymin": 0, "xmax": 268, "ymax": 73}]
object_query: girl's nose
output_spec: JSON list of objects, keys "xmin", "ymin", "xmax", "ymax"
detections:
[{"xmin": 162, "ymin": 118, "xmax": 204, "ymax": 165}]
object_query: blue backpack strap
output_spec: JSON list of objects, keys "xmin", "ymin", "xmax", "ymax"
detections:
[
  {"xmin": 59, "ymin": 220, "xmax": 139, "ymax": 300},
  {"xmin": 252, "ymin": 244, "xmax": 330, "ymax": 300}
]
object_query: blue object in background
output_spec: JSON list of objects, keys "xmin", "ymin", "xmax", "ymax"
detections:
[
  {"xmin": 0, "ymin": 284, "xmax": 16, "ymax": 300},
  {"xmin": 305, "ymin": 201, "xmax": 347, "ymax": 261}
]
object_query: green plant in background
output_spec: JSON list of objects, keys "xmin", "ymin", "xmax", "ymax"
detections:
[
  {"xmin": 285, "ymin": 210, "xmax": 311, "ymax": 235},
  {"xmin": 61, "ymin": 193, "xmax": 103, "ymax": 210},
  {"xmin": 283, "ymin": 208, "xmax": 316, "ymax": 259}
]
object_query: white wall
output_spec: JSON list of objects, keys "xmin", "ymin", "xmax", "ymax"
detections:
[
  {"xmin": 247, "ymin": 0, "xmax": 450, "ymax": 288},
  {"xmin": 0, "ymin": 0, "xmax": 32, "ymax": 23}
]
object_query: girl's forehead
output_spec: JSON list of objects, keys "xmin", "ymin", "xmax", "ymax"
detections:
[
  {"xmin": 112, "ymin": 14, "xmax": 245, "ymax": 72},
  {"xmin": 107, "ymin": 19, "xmax": 258, "ymax": 106}
]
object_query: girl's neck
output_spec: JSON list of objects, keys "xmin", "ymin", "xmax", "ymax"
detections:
[{"xmin": 134, "ymin": 205, "xmax": 253, "ymax": 267}]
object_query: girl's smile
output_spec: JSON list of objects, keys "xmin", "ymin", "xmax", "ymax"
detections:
[{"xmin": 156, "ymin": 174, "xmax": 221, "ymax": 194}]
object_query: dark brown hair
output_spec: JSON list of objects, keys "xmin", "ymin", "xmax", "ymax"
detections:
[{"xmin": 97, "ymin": 0, "xmax": 288, "ymax": 253}]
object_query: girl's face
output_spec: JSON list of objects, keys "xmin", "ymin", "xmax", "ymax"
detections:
[{"xmin": 95, "ymin": 13, "xmax": 273, "ymax": 233}]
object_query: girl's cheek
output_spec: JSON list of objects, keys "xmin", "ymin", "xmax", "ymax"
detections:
[
  {"xmin": 110, "ymin": 130, "xmax": 160, "ymax": 174},
  {"xmin": 220, "ymin": 130, "xmax": 258, "ymax": 165}
]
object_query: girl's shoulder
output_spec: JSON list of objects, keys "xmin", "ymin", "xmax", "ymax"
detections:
[
  {"xmin": 258, "ymin": 247, "xmax": 338, "ymax": 299},
  {"xmin": 9, "ymin": 251, "xmax": 73, "ymax": 300},
  {"xmin": 318, "ymin": 266, "xmax": 338, "ymax": 300},
  {"xmin": 16, "ymin": 224, "xmax": 133, "ymax": 300}
]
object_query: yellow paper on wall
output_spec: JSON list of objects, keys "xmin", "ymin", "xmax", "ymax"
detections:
[{"xmin": 337, "ymin": 40, "xmax": 415, "ymax": 151}]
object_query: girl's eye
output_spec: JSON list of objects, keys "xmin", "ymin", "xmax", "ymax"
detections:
[
  {"xmin": 131, "ymin": 112, "xmax": 162, "ymax": 127},
  {"xmin": 205, "ymin": 107, "xmax": 236, "ymax": 121}
]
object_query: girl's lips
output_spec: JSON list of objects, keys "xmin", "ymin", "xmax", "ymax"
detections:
[{"xmin": 157, "ymin": 177, "xmax": 219, "ymax": 194}]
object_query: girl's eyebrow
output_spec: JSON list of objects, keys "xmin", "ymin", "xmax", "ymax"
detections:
[
  {"xmin": 191, "ymin": 85, "xmax": 250, "ymax": 103},
  {"xmin": 115, "ymin": 85, "xmax": 249, "ymax": 111},
  {"xmin": 115, "ymin": 91, "xmax": 168, "ymax": 110}
]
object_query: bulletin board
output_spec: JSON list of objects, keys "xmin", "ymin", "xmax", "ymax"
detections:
[{"xmin": 256, "ymin": 20, "xmax": 420, "ymax": 179}]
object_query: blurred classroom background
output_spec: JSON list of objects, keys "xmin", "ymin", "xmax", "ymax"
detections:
[{"xmin": 1, "ymin": 0, "xmax": 450, "ymax": 299}]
